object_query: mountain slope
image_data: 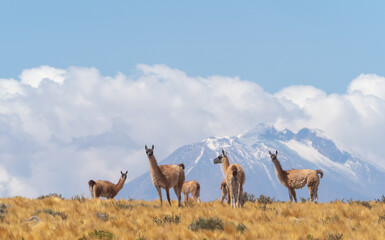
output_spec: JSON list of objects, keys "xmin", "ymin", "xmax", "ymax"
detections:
[{"xmin": 119, "ymin": 124, "xmax": 385, "ymax": 202}]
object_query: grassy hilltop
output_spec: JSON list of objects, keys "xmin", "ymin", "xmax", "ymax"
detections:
[{"xmin": 0, "ymin": 194, "xmax": 385, "ymax": 240}]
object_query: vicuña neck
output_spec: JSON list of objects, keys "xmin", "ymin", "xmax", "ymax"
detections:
[
  {"xmin": 148, "ymin": 155, "xmax": 164, "ymax": 176},
  {"xmin": 116, "ymin": 177, "xmax": 126, "ymax": 191},
  {"xmin": 222, "ymin": 156, "xmax": 230, "ymax": 173},
  {"xmin": 272, "ymin": 158, "xmax": 284, "ymax": 175}
]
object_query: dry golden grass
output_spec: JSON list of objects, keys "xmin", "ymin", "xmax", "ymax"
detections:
[{"xmin": 0, "ymin": 196, "xmax": 384, "ymax": 240}]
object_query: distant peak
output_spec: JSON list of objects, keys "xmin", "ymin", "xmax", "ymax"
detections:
[{"xmin": 240, "ymin": 123, "xmax": 294, "ymax": 141}]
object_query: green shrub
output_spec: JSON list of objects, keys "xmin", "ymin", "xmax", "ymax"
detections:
[
  {"xmin": 257, "ymin": 194, "xmax": 275, "ymax": 204},
  {"xmin": 88, "ymin": 229, "xmax": 115, "ymax": 240},
  {"xmin": 188, "ymin": 217, "xmax": 223, "ymax": 231},
  {"xmin": 152, "ymin": 214, "xmax": 181, "ymax": 225},
  {"xmin": 35, "ymin": 209, "xmax": 67, "ymax": 220},
  {"xmin": 347, "ymin": 199, "xmax": 372, "ymax": 209},
  {"xmin": 237, "ymin": 223, "xmax": 247, "ymax": 233},
  {"xmin": 327, "ymin": 233, "xmax": 343, "ymax": 240},
  {"xmin": 37, "ymin": 193, "xmax": 64, "ymax": 200}
]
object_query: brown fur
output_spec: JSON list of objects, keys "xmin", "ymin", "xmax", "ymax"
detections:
[
  {"xmin": 269, "ymin": 150, "xmax": 323, "ymax": 203},
  {"xmin": 214, "ymin": 149, "xmax": 246, "ymax": 208},
  {"xmin": 88, "ymin": 171, "xmax": 128, "ymax": 199},
  {"xmin": 220, "ymin": 179, "xmax": 230, "ymax": 204},
  {"xmin": 145, "ymin": 145, "xmax": 185, "ymax": 207},
  {"xmin": 182, "ymin": 180, "xmax": 201, "ymax": 205}
]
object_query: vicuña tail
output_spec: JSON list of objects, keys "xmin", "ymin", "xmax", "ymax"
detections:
[
  {"xmin": 88, "ymin": 180, "xmax": 96, "ymax": 187},
  {"xmin": 231, "ymin": 165, "xmax": 238, "ymax": 176},
  {"xmin": 316, "ymin": 170, "xmax": 323, "ymax": 178},
  {"xmin": 88, "ymin": 180, "xmax": 96, "ymax": 198}
]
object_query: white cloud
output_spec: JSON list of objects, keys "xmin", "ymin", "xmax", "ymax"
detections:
[
  {"xmin": 0, "ymin": 65, "xmax": 385, "ymax": 197},
  {"xmin": 19, "ymin": 65, "xmax": 66, "ymax": 88},
  {"xmin": 348, "ymin": 74, "xmax": 385, "ymax": 100}
]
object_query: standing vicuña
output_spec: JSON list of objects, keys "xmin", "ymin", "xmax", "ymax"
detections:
[
  {"xmin": 214, "ymin": 149, "xmax": 245, "ymax": 208},
  {"xmin": 220, "ymin": 179, "xmax": 230, "ymax": 204},
  {"xmin": 145, "ymin": 145, "xmax": 185, "ymax": 207},
  {"xmin": 88, "ymin": 171, "xmax": 128, "ymax": 199},
  {"xmin": 269, "ymin": 150, "xmax": 323, "ymax": 203},
  {"xmin": 182, "ymin": 180, "xmax": 201, "ymax": 205}
]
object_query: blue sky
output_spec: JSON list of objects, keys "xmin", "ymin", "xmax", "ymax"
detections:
[{"xmin": 2, "ymin": 1, "xmax": 385, "ymax": 93}]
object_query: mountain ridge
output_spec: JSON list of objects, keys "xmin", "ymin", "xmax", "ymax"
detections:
[{"xmin": 118, "ymin": 124, "xmax": 385, "ymax": 202}]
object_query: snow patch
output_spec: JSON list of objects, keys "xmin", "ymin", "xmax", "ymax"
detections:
[
  {"xmin": 195, "ymin": 147, "xmax": 205, "ymax": 164},
  {"xmin": 281, "ymin": 139, "xmax": 359, "ymax": 180}
]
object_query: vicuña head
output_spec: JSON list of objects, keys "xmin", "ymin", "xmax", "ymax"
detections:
[
  {"xmin": 213, "ymin": 149, "xmax": 227, "ymax": 164},
  {"xmin": 145, "ymin": 144, "xmax": 154, "ymax": 157},
  {"xmin": 269, "ymin": 150, "xmax": 323, "ymax": 203},
  {"xmin": 88, "ymin": 170, "xmax": 128, "ymax": 199}
]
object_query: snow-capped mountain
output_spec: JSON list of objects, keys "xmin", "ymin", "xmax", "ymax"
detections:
[{"xmin": 118, "ymin": 124, "xmax": 385, "ymax": 202}]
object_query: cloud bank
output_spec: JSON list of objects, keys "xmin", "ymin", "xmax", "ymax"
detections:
[{"xmin": 0, "ymin": 65, "xmax": 384, "ymax": 198}]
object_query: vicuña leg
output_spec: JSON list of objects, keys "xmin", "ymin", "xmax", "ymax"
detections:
[
  {"xmin": 174, "ymin": 187, "xmax": 182, "ymax": 207},
  {"xmin": 240, "ymin": 184, "xmax": 244, "ymax": 207},
  {"xmin": 288, "ymin": 188, "xmax": 293, "ymax": 202},
  {"xmin": 237, "ymin": 181, "xmax": 241, "ymax": 208},
  {"xmin": 196, "ymin": 192, "xmax": 201, "ymax": 204},
  {"xmin": 156, "ymin": 186, "xmax": 163, "ymax": 206},
  {"xmin": 289, "ymin": 188, "xmax": 297, "ymax": 202},
  {"xmin": 292, "ymin": 188, "xmax": 298, "ymax": 203},
  {"xmin": 165, "ymin": 188, "xmax": 171, "ymax": 206},
  {"xmin": 230, "ymin": 181, "xmax": 235, "ymax": 208},
  {"xmin": 308, "ymin": 185, "xmax": 315, "ymax": 202},
  {"xmin": 184, "ymin": 192, "xmax": 188, "ymax": 205}
]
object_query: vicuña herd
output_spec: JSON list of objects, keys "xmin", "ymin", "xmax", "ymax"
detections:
[{"xmin": 88, "ymin": 145, "xmax": 324, "ymax": 208}]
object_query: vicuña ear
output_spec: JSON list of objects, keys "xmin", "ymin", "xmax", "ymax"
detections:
[
  {"xmin": 222, "ymin": 149, "xmax": 227, "ymax": 155},
  {"xmin": 145, "ymin": 145, "xmax": 148, "ymax": 150},
  {"xmin": 152, "ymin": 145, "xmax": 154, "ymax": 150},
  {"xmin": 269, "ymin": 151, "xmax": 272, "ymax": 155},
  {"xmin": 121, "ymin": 171, "xmax": 123, "ymax": 174},
  {"xmin": 276, "ymin": 150, "xmax": 278, "ymax": 155},
  {"xmin": 125, "ymin": 171, "xmax": 128, "ymax": 174}
]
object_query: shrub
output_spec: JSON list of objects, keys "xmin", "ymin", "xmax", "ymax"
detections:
[
  {"xmin": 37, "ymin": 193, "xmax": 64, "ymax": 200},
  {"xmin": 347, "ymin": 199, "xmax": 372, "ymax": 209},
  {"xmin": 88, "ymin": 230, "xmax": 115, "ymax": 240},
  {"xmin": 321, "ymin": 215, "xmax": 339, "ymax": 224},
  {"xmin": 115, "ymin": 201, "xmax": 148, "ymax": 210},
  {"xmin": 376, "ymin": 195, "xmax": 385, "ymax": 204},
  {"xmin": 72, "ymin": 195, "xmax": 86, "ymax": 203},
  {"xmin": 0, "ymin": 203, "xmax": 8, "ymax": 222},
  {"xmin": 327, "ymin": 233, "xmax": 343, "ymax": 240},
  {"xmin": 35, "ymin": 209, "xmax": 67, "ymax": 220},
  {"xmin": 237, "ymin": 223, "xmax": 247, "ymax": 233},
  {"xmin": 242, "ymin": 192, "xmax": 257, "ymax": 203},
  {"xmin": 378, "ymin": 214, "xmax": 385, "ymax": 223},
  {"xmin": 188, "ymin": 217, "xmax": 223, "ymax": 231},
  {"xmin": 301, "ymin": 197, "xmax": 308, "ymax": 203},
  {"xmin": 257, "ymin": 194, "xmax": 275, "ymax": 204},
  {"xmin": 96, "ymin": 212, "xmax": 109, "ymax": 222},
  {"xmin": 152, "ymin": 214, "xmax": 181, "ymax": 225}
]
